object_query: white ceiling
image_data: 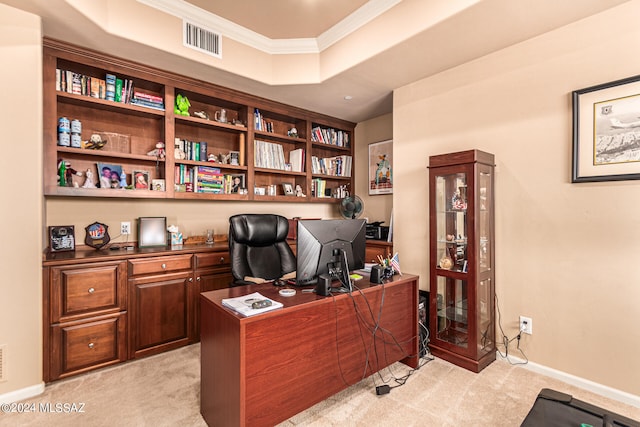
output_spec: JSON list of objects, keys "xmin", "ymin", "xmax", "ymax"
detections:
[{"xmin": 1, "ymin": 0, "xmax": 632, "ymax": 123}]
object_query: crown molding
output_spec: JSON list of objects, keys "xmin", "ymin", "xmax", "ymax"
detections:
[{"xmin": 137, "ymin": 0, "xmax": 401, "ymax": 55}]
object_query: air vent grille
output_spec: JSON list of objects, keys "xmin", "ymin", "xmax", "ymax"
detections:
[
  {"xmin": 0, "ymin": 344, "xmax": 6, "ymax": 382},
  {"xmin": 184, "ymin": 21, "xmax": 222, "ymax": 58}
]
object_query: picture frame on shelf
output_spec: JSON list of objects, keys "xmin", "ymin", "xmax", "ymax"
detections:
[
  {"xmin": 96, "ymin": 162, "xmax": 123, "ymax": 189},
  {"xmin": 132, "ymin": 170, "xmax": 150, "ymax": 190},
  {"xmin": 573, "ymin": 75, "xmax": 640, "ymax": 182},
  {"xmin": 282, "ymin": 182, "xmax": 294, "ymax": 196},
  {"xmin": 228, "ymin": 174, "xmax": 245, "ymax": 193},
  {"xmin": 49, "ymin": 225, "xmax": 75, "ymax": 252},
  {"xmin": 254, "ymin": 187, "xmax": 266, "ymax": 196},
  {"xmin": 151, "ymin": 179, "xmax": 165, "ymax": 191},
  {"xmin": 368, "ymin": 140, "xmax": 393, "ymax": 195},
  {"xmin": 229, "ymin": 151, "xmax": 240, "ymax": 166},
  {"xmin": 138, "ymin": 216, "xmax": 167, "ymax": 248}
]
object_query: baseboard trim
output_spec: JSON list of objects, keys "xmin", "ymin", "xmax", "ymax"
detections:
[
  {"xmin": 0, "ymin": 382, "xmax": 45, "ymax": 404},
  {"xmin": 497, "ymin": 353, "xmax": 640, "ymax": 408}
]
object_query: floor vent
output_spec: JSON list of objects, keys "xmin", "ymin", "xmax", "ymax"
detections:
[
  {"xmin": 183, "ymin": 21, "xmax": 222, "ymax": 58},
  {"xmin": 0, "ymin": 344, "xmax": 6, "ymax": 382}
]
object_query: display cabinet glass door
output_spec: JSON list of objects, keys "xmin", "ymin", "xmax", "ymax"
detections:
[
  {"xmin": 436, "ymin": 276, "xmax": 468, "ymax": 347},
  {"xmin": 435, "ymin": 173, "xmax": 468, "ymax": 273}
]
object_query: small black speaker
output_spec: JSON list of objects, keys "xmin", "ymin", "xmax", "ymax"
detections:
[
  {"xmin": 370, "ymin": 265, "xmax": 383, "ymax": 284},
  {"xmin": 316, "ymin": 273, "xmax": 331, "ymax": 296}
]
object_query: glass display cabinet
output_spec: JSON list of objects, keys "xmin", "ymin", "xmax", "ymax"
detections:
[{"xmin": 428, "ymin": 150, "xmax": 495, "ymax": 372}]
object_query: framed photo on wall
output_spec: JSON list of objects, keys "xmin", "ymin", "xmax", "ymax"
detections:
[
  {"xmin": 573, "ymin": 74, "xmax": 640, "ymax": 182},
  {"xmin": 138, "ymin": 216, "xmax": 167, "ymax": 248},
  {"xmin": 368, "ymin": 139, "xmax": 393, "ymax": 195}
]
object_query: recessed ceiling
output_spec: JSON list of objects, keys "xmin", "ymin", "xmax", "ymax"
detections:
[
  {"xmin": 1, "ymin": 0, "xmax": 634, "ymax": 123},
  {"xmin": 185, "ymin": 0, "xmax": 369, "ymax": 39}
]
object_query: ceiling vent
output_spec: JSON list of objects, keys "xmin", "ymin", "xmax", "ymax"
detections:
[{"xmin": 183, "ymin": 21, "xmax": 222, "ymax": 58}]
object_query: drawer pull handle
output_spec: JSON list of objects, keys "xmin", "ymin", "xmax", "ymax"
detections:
[
  {"xmin": 88, "ymin": 342, "xmax": 95, "ymax": 349},
  {"xmin": 88, "ymin": 287, "xmax": 95, "ymax": 294},
  {"xmin": 161, "ymin": 263, "xmax": 167, "ymax": 269},
  {"xmin": 219, "ymin": 257, "xmax": 225, "ymax": 263},
  {"xmin": 188, "ymin": 277, "xmax": 193, "ymax": 282},
  {"xmin": 197, "ymin": 277, "xmax": 201, "ymax": 282}
]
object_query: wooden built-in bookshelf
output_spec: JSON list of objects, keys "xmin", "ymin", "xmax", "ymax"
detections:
[{"xmin": 43, "ymin": 38, "xmax": 355, "ymax": 203}]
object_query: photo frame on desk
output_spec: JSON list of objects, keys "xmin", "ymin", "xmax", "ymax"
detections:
[
  {"xmin": 49, "ymin": 225, "xmax": 75, "ymax": 252},
  {"xmin": 138, "ymin": 216, "xmax": 167, "ymax": 248},
  {"xmin": 573, "ymin": 74, "xmax": 640, "ymax": 182}
]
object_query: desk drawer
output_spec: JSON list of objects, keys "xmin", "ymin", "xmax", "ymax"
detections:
[
  {"xmin": 128, "ymin": 254, "xmax": 192, "ymax": 276},
  {"xmin": 195, "ymin": 252, "xmax": 230, "ymax": 269},
  {"xmin": 51, "ymin": 313, "xmax": 127, "ymax": 379},
  {"xmin": 51, "ymin": 261, "xmax": 126, "ymax": 323}
]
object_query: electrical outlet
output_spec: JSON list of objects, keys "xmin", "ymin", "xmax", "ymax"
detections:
[
  {"xmin": 121, "ymin": 222, "xmax": 131, "ymax": 235},
  {"xmin": 519, "ymin": 316, "xmax": 533, "ymax": 335}
]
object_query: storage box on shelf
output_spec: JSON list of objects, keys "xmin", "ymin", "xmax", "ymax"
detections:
[{"xmin": 43, "ymin": 38, "xmax": 355, "ymax": 202}]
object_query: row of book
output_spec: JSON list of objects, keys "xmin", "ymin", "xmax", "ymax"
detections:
[
  {"xmin": 175, "ymin": 138, "xmax": 208, "ymax": 162},
  {"xmin": 254, "ymin": 109, "xmax": 275, "ymax": 133},
  {"xmin": 55, "ymin": 68, "xmax": 165, "ymax": 111},
  {"xmin": 311, "ymin": 126, "xmax": 350, "ymax": 148},
  {"xmin": 254, "ymin": 140, "xmax": 286, "ymax": 170},
  {"xmin": 311, "ymin": 155, "xmax": 352, "ymax": 177},
  {"xmin": 174, "ymin": 165, "xmax": 245, "ymax": 194}
]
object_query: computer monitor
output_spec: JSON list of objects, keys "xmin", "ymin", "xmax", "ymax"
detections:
[{"xmin": 296, "ymin": 219, "xmax": 366, "ymax": 286}]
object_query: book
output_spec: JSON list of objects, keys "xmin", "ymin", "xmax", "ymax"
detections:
[
  {"xmin": 115, "ymin": 78, "xmax": 123, "ymax": 102},
  {"xmin": 289, "ymin": 148, "xmax": 304, "ymax": 172},
  {"xmin": 221, "ymin": 292, "xmax": 283, "ymax": 317},
  {"xmin": 105, "ymin": 73, "xmax": 116, "ymax": 101}
]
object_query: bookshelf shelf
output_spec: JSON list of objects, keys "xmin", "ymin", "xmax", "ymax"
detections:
[{"xmin": 44, "ymin": 38, "xmax": 354, "ymax": 202}]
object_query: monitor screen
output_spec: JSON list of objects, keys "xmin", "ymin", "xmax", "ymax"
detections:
[{"xmin": 296, "ymin": 219, "xmax": 366, "ymax": 285}]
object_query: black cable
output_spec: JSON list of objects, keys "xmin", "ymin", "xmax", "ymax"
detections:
[{"xmin": 495, "ymin": 292, "xmax": 528, "ymax": 365}]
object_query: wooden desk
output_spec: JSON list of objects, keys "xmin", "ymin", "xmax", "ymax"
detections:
[{"xmin": 200, "ymin": 274, "xmax": 419, "ymax": 427}]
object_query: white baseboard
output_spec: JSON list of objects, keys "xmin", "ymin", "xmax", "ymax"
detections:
[
  {"xmin": 497, "ymin": 353, "xmax": 640, "ymax": 408},
  {"xmin": 0, "ymin": 382, "xmax": 45, "ymax": 404}
]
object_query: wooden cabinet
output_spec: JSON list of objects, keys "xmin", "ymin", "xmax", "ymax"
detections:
[
  {"xmin": 365, "ymin": 240, "xmax": 393, "ymax": 264},
  {"xmin": 428, "ymin": 149, "xmax": 496, "ymax": 373},
  {"xmin": 45, "ymin": 260, "xmax": 127, "ymax": 381},
  {"xmin": 128, "ymin": 254, "xmax": 194, "ymax": 359},
  {"xmin": 43, "ymin": 244, "xmax": 231, "ymax": 382},
  {"xmin": 43, "ymin": 38, "xmax": 355, "ymax": 202}
]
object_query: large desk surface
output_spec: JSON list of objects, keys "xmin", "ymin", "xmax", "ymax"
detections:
[{"xmin": 200, "ymin": 274, "xmax": 419, "ymax": 427}]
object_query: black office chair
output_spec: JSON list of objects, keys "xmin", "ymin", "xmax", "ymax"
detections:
[{"xmin": 228, "ymin": 214, "xmax": 296, "ymax": 286}]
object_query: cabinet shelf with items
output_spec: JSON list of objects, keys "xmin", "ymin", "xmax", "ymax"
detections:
[
  {"xmin": 43, "ymin": 39, "xmax": 355, "ymax": 203},
  {"xmin": 428, "ymin": 150, "xmax": 495, "ymax": 373}
]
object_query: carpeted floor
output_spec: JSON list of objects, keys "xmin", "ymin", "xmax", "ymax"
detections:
[{"xmin": 1, "ymin": 343, "xmax": 638, "ymax": 426}]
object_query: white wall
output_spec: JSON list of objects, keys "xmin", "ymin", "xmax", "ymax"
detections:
[
  {"xmin": 393, "ymin": 1, "xmax": 640, "ymax": 396},
  {"xmin": 0, "ymin": 4, "xmax": 44, "ymax": 399}
]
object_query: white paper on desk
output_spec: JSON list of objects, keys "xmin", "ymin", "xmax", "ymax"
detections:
[{"xmin": 221, "ymin": 292, "xmax": 283, "ymax": 317}]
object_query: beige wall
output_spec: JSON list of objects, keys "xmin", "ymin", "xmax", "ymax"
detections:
[
  {"xmin": 0, "ymin": 5, "xmax": 43, "ymax": 396},
  {"xmin": 355, "ymin": 114, "xmax": 393, "ymax": 225},
  {"xmin": 394, "ymin": 1, "xmax": 640, "ymax": 395}
]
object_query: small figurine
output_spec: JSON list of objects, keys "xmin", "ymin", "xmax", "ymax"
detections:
[
  {"xmin": 58, "ymin": 159, "xmax": 81, "ymax": 187},
  {"xmin": 219, "ymin": 153, "xmax": 230, "ymax": 164},
  {"xmin": 82, "ymin": 168, "xmax": 96, "ymax": 188},
  {"xmin": 119, "ymin": 170, "xmax": 128, "ymax": 188},
  {"xmin": 83, "ymin": 133, "xmax": 107, "ymax": 150},
  {"xmin": 174, "ymin": 93, "xmax": 190, "ymax": 116},
  {"xmin": 193, "ymin": 110, "xmax": 210, "ymax": 120},
  {"xmin": 295, "ymin": 184, "xmax": 306, "ymax": 197},
  {"xmin": 288, "ymin": 127, "xmax": 298, "ymax": 138},
  {"xmin": 147, "ymin": 142, "xmax": 166, "ymax": 159},
  {"xmin": 208, "ymin": 153, "xmax": 218, "ymax": 162}
]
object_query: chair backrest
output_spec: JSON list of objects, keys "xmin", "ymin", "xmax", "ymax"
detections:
[{"xmin": 228, "ymin": 214, "xmax": 296, "ymax": 285}]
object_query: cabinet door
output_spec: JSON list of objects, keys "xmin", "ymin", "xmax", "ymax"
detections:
[
  {"xmin": 128, "ymin": 271, "xmax": 193, "ymax": 358},
  {"xmin": 50, "ymin": 261, "xmax": 126, "ymax": 323}
]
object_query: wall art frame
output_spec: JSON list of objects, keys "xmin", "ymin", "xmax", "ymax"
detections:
[
  {"xmin": 368, "ymin": 139, "xmax": 393, "ymax": 195},
  {"xmin": 138, "ymin": 216, "xmax": 167, "ymax": 248},
  {"xmin": 573, "ymin": 74, "xmax": 640, "ymax": 182}
]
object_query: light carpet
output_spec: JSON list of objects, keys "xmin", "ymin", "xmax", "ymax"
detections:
[{"xmin": 1, "ymin": 344, "xmax": 638, "ymax": 426}]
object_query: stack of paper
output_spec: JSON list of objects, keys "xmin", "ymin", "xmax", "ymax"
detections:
[{"xmin": 221, "ymin": 292, "xmax": 283, "ymax": 317}]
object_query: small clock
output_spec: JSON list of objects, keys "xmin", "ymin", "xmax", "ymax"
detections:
[{"xmin": 85, "ymin": 221, "xmax": 110, "ymax": 249}]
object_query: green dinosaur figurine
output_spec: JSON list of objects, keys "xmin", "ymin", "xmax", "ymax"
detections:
[{"xmin": 174, "ymin": 93, "xmax": 190, "ymax": 116}]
